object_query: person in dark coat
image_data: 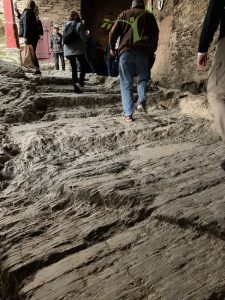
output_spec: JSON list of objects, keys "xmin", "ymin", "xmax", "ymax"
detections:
[
  {"xmin": 18, "ymin": 0, "xmax": 42, "ymax": 74},
  {"xmin": 63, "ymin": 11, "xmax": 88, "ymax": 93}
]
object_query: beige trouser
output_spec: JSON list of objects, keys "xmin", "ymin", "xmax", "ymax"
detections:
[{"xmin": 207, "ymin": 37, "xmax": 225, "ymax": 142}]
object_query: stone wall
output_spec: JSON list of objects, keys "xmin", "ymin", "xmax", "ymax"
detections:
[{"xmin": 152, "ymin": 0, "xmax": 213, "ymax": 87}]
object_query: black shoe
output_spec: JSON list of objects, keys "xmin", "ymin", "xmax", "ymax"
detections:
[
  {"xmin": 75, "ymin": 83, "xmax": 84, "ymax": 93},
  {"xmin": 74, "ymin": 84, "xmax": 83, "ymax": 94},
  {"xmin": 34, "ymin": 70, "xmax": 41, "ymax": 75},
  {"xmin": 220, "ymin": 160, "xmax": 225, "ymax": 170},
  {"xmin": 78, "ymin": 81, "xmax": 85, "ymax": 88}
]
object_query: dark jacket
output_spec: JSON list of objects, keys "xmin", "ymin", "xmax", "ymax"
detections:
[
  {"xmin": 109, "ymin": 7, "xmax": 159, "ymax": 57},
  {"xmin": 19, "ymin": 9, "xmax": 40, "ymax": 42},
  {"xmin": 63, "ymin": 21, "xmax": 87, "ymax": 57},
  {"xmin": 198, "ymin": 0, "xmax": 225, "ymax": 53}
]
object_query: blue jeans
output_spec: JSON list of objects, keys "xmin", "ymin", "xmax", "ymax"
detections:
[{"xmin": 119, "ymin": 50, "xmax": 149, "ymax": 117}]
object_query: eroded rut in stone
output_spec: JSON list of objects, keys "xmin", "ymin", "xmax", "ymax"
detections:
[{"xmin": 1, "ymin": 64, "xmax": 225, "ymax": 300}]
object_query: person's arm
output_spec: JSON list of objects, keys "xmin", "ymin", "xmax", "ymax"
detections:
[
  {"xmin": 198, "ymin": 0, "xmax": 221, "ymax": 53},
  {"xmin": 22, "ymin": 11, "xmax": 29, "ymax": 42},
  {"xmin": 59, "ymin": 33, "xmax": 63, "ymax": 45},
  {"xmin": 197, "ymin": 53, "xmax": 208, "ymax": 71},
  {"xmin": 19, "ymin": 10, "xmax": 28, "ymax": 44},
  {"xmin": 59, "ymin": 33, "xmax": 64, "ymax": 50},
  {"xmin": 16, "ymin": 11, "xmax": 21, "ymax": 19},
  {"xmin": 197, "ymin": 0, "xmax": 222, "ymax": 70},
  {"xmin": 50, "ymin": 34, "xmax": 53, "ymax": 49},
  {"xmin": 109, "ymin": 12, "xmax": 124, "ymax": 56},
  {"xmin": 38, "ymin": 19, "xmax": 44, "ymax": 36},
  {"xmin": 14, "ymin": 3, "xmax": 21, "ymax": 19},
  {"xmin": 77, "ymin": 23, "xmax": 88, "ymax": 43}
]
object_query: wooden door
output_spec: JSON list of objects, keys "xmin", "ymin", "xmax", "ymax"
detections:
[{"xmin": 36, "ymin": 20, "xmax": 53, "ymax": 61}]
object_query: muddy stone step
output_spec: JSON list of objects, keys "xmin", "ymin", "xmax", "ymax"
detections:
[
  {"xmin": 28, "ymin": 74, "xmax": 107, "ymax": 87},
  {"xmin": 28, "ymin": 75, "xmax": 75, "ymax": 86},
  {"xmin": 37, "ymin": 85, "xmax": 121, "ymax": 95},
  {"xmin": 36, "ymin": 92, "xmax": 122, "ymax": 108}
]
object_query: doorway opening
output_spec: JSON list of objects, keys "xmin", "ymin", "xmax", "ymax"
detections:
[
  {"xmin": 81, "ymin": 0, "xmax": 130, "ymax": 75},
  {"xmin": 81, "ymin": 0, "xmax": 130, "ymax": 46}
]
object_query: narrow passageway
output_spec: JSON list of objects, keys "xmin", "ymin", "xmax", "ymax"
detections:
[{"xmin": 0, "ymin": 62, "xmax": 225, "ymax": 299}]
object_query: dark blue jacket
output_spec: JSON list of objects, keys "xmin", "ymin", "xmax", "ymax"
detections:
[{"xmin": 19, "ymin": 9, "xmax": 41, "ymax": 43}]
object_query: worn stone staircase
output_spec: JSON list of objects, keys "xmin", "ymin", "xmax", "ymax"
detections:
[{"xmin": 1, "ymin": 69, "xmax": 225, "ymax": 300}]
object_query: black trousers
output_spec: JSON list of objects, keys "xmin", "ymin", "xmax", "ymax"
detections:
[{"xmin": 67, "ymin": 54, "xmax": 87, "ymax": 86}]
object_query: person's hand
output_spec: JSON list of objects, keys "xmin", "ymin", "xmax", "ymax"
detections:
[
  {"xmin": 197, "ymin": 53, "xmax": 207, "ymax": 71},
  {"xmin": 24, "ymin": 38, "xmax": 28, "ymax": 44},
  {"xmin": 110, "ymin": 49, "xmax": 116, "ymax": 57},
  {"xmin": 14, "ymin": 2, "xmax": 19, "ymax": 13}
]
